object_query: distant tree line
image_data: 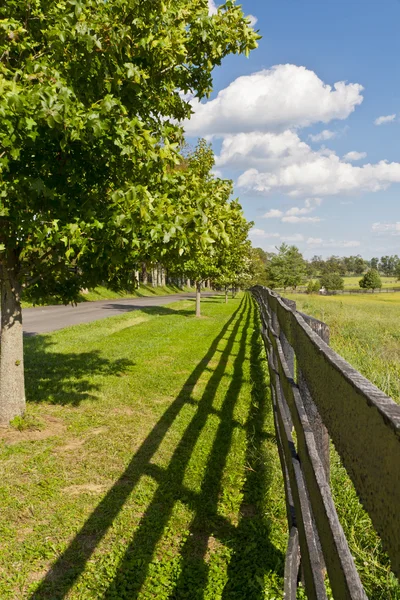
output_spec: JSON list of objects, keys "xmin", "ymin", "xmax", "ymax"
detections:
[{"xmin": 250, "ymin": 246, "xmax": 400, "ymax": 292}]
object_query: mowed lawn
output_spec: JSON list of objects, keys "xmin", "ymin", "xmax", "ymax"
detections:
[{"xmin": 0, "ymin": 294, "xmax": 286, "ymax": 600}]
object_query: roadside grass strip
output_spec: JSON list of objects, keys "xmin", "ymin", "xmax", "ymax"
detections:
[{"xmin": 0, "ymin": 294, "xmax": 286, "ymax": 599}]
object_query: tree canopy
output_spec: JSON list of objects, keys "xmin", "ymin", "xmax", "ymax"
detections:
[{"xmin": 0, "ymin": 0, "xmax": 259, "ymax": 423}]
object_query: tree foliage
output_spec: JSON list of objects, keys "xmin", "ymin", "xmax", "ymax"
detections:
[
  {"xmin": 266, "ymin": 244, "xmax": 307, "ymax": 290},
  {"xmin": 0, "ymin": 0, "xmax": 259, "ymax": 301},
  {"xmin": 320, "ymin": 272, "xmax": 344, "ymax": 291},
  {"xmin": 359, "ymin": 269, "xmax": 382, "ymax": 290}
]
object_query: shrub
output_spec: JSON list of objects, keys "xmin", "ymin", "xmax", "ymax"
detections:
[
  {"xmin": 359, "ymin": 269, "xmax": 382, "ymax": 290},
  {"xmin": 320, "ymin": 272, "xmax": 344, "ymax": 291},
  {"xmin": 307, "ymin": 280, "xmax": 321, "ymax": 294}
]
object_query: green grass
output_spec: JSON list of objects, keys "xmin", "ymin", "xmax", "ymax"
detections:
[
  {"xmin": 22, "ymin": 284, "xmax": 192, "ymax": 309},
  {"xmin": 286, "ymin": 292, "xmax": 400, "ymax": 402},
  {"xmin": 285, "ymin": 291, "xmax": 400, "ymax": 598},
  {"xmin": 0, "ymin": 294, "xmax": 286, "ymax": 599},
  {"xmin": 341, "ymin": 275, "xmax": 399, "ymax": 289}
]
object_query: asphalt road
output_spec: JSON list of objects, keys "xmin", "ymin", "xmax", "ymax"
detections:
[{"xmin": 22, "ymin": 293, "xmax": 214, "ymax": 336}]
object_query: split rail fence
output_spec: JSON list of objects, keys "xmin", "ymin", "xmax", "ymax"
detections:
[{"xmin": 251, "ymin": 286, "xmax": 400, "ymax": 599}]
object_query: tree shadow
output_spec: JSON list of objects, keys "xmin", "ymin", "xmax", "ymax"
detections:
[
  {"xmin": 29, "ymin": 298, "xmax": 246, "ymax": 600},
  {"xmin": 24, "ymin": 336, "xmax": 134, "ymax": 406},
  {"xmin": 101, "ymin": 304, "xmax": 195, "ymax": 317},
  {"xmin": 168, "ymin": 300, "xmax": 284, "ymax": 600},
  {"xmin": 29, "ymin": 295, "xmax": 283, "ymax": 599}
]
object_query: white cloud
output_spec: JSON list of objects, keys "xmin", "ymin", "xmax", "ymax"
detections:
[
  {"xmin": 208, "ymin": 0, "xmax": 218, "ymax": 15},
  {"xmin": 309, "ymin": 130, "xmax": 337, "ymax": 142},
  {"xmin": 306, "ymin": 238, "xmax": 360, "ymax": 248},
  {"xmin": 184, "ymin": 65, "xmax": 364, "ymax": 136},
  {"xmin": 263, "ymin": 209, "xmax": 284, "ymax": 218},
  {"xmin": 237, "ymin": 142, "xmax": 400, "ymax": 197},
  {"xmin": 372, "ymin": 222, "xmax": 400, "ymax": 235},
  {"xmin": 374, "ymin": 114, "xmax": 396, "ymax": 126},
  {"xmin": 282, "ymin": 216, "xmax": 322, "ymax": 223},
  {"xmin": 285, "ymin": 197, "xmax": 322, "ymax": 216},
  {"xmin": 281, "ymin": 233, "xmax": 305, "ymax": 242},
  {"xmin": 248, "ymin": 14, "xmax": 258, "ymax": 27},
  {"xmin": 249, "ymin": 228, "xmax": 280, "ymax": 238},
  {"xmin": 262, "ymin": 198, "xmax": 322, "ymax": 223},
  {"xmin": 343, "ymin": 151, "xmax": 367, "ymax": 162}
]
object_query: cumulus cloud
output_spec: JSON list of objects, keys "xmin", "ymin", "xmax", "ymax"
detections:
[
  {"xmin": 247, "ymin": 15, "xmax": 258, "ymax": 27},
  {"xmin": 263, "ymin": 209, "xmax": 284, "ymax": 218},
  {"xmin": 208, "ymin": 0, "xmax": 218, "ymax": 15},
  {"xmin": 184, "ymin": 65, "xmax": 364, "ymax": 136},
  {"xmin": 281, "ymin": 233, "xmax": 305, "ymax": 242},
  {"xmin": 343, "ymin": 151, "xmax": 367, "ymax": 162},
  {"xmin": 308, "ymin": 130, "xmax": 337, "ymax": 142},
  {"xmin": 372, "ymin": 222, "xmax": 400, "ymax": 235},
  {"xmin": 236, "ymin": 135, "xmax": 400, "ymax": 196},
  {"xmin": 306, "ymin": 238, "xmax": 360, "ymax": 248},
  {"xmin": 374, "ymin": 114, "xmax": 396, "ymax": 126},
  {"xmin": 262, "ymin": 198, "xmax": 322, "ymax": 222},
  {"xmin": 249, "ymin": 228, "xmax": 280, "ymax": 238},
  {"xmin": 282, "ymin": 215, "xmax": 321, "ymax": 223}
]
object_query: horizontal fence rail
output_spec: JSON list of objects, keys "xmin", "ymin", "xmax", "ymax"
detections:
[{"xmin": 251, "ymin": 286, "xmax": 400, "ymax": 599}]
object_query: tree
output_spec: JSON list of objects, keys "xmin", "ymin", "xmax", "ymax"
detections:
[
  {"xmin": 396, "ymin": 261, "xmax": 400, "ymax": 282},
  {"xmin": 323, "ymin": 256, "xmax": 346, "ymax": 276},
  {"xmin": 266, "ymin": 244, "xmax": 307, "ymax": 290},
  {"xmin": 320, "ymin": 272, "xmax": 344, "ymax": 291},
  {"xmin": 370, "ymin": 257, "xmax": 380, "ymax": 271},
  {"xmin": 0, "ymin": 2, "xmax": 259, "ymax": 423},
  {"xmin": 359, "ymin": 269, "xmax": 382, "ymax": 291},
  {"xmin": 306, "ymin": 280, "xmax": 321, "ymax": 294},
  {"xmin": 379, "ymin": 255, "xmax": 399, "ymax": 276}
]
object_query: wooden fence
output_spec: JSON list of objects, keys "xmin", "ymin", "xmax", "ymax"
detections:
[{"xmin": 251, "ymin": 286, "xmax": 400, "ymax": 599}]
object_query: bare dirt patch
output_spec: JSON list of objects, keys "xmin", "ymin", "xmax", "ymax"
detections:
[
  {"xmin": 62, "ymin": 483, "xmax": 108, "ymax": 495},
  {"xmin": 0, "ymin": 415, "xmax": 65, "ymax": 445}
]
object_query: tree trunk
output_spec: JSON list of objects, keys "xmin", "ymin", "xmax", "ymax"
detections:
[
  {"xmin": 225, "ymin": 286, "xmax": 228, "ymax": 303},
  {"xmin": 195, "ymin": 281, "xmax": 201, "ymax": 317},
  {"xmin": 186, "ymin": 278, "xmax": 191, "ymax": 288},
  {"xmin": 151, "ymin": 267, "xmax": 156, "ymax": 287},
  {"xmin": 0, "ymin": 255, "xmax": 25, "ymax": 425},
  {"xmin": 141, "ymin": 262, "xmax": 148, "ymax": 285}
]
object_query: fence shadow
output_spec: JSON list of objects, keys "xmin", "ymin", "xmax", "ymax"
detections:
[
  {"xmin": 29, "ymin": 298, "xmax": 246, "ymax": 599},
  {"xmin": 24, "ymin": 336, "xmax": 134, "ymax": 406},
  {"xmin": 221, "ymin": 304, "xmax": 284, "ymax": 599}
]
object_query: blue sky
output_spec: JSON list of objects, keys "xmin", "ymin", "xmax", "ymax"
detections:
[{"xmin": 184, "ymin": 0, "xmax": 400, "ymax": 258}]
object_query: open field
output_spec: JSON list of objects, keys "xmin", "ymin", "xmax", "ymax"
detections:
[
  {"xmin": 286, "ymin": 292, "xmax": 400, "ymax": 403},
  {"xmin": 342, "ymin": 275, "xmax": 399, "ymax": 289},
  {"xmin": 0, "ymin": 295, "xmax": 286, "ymax": 599},
  {"xmin": 286, "ymin": 291, "xmax": 400, "ymax": 597},
  {"xmin": 22, "ymin": 284, "xmax": 193, "ymax": 309}
]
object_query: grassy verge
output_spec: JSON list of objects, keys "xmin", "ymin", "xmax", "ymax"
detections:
[
  {"xmin": 286, "ymin": 291, "xmax": 400, "ymax": 598},
  {"xmin": 0, "ymin": 294, "xmax": 286, "ymax": 599},
  {"xmin": 21, "ymin": 284, "xmax": 193, "ymax": 309}
]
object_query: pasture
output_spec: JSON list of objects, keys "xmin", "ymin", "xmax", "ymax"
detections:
[
  {"xmin": 286, "ymin": 292, "xmax": 400, "ymax": 403},
  {"xmin": 286, "ymin": 291, "xmax": 400, "ymax": 597}
]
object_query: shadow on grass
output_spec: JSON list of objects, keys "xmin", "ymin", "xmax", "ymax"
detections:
[
  {"xmin": 24, "ymin": 337, "xmax": 134, "ymax": 406},
  {"xmin": 30, "ymin": 295, "xmax": 282, "ymax": 599}
]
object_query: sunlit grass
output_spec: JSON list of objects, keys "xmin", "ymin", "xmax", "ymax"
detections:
[{"xmin": 0, "ymin": 294, "xmax": 286, "ymax": 599}]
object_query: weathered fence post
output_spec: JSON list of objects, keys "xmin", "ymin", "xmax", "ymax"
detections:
[{"xmin": 297, "ymin": 312, "xmax": 331, "ymax": 482}]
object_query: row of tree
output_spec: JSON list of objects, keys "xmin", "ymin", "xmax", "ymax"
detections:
[
  {"xmin": 259, "ymin": 245, "xmax": 400, "ymax": 292},
  {"xmin": 0, "ymin": 1, "xmax": 260, "ymax": 423},
  {"xmin": 308, "ymin": 254, "xmax": 400, "ymax": 278}
]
